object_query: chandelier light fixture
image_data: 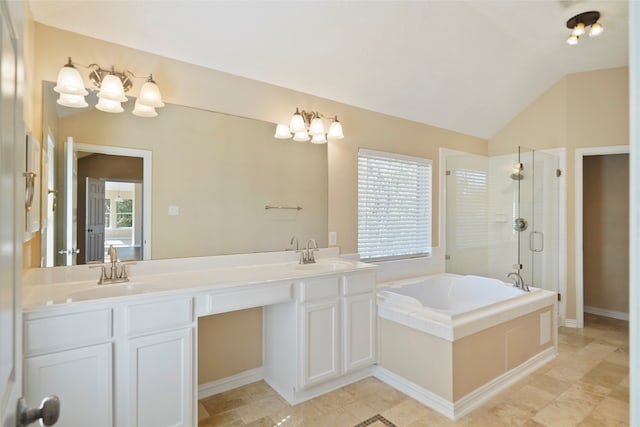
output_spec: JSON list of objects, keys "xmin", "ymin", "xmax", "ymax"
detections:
[
  {"xmin": 274, "ymin": 108, "xmax": 344, "ymax": 144},
  {"xmin": 566, "ymin": 11, "xmax": 603, "ymax": 45},
  {"xmin": 54, "ymin": 57, "xmax": 165, "ymax": 117}
]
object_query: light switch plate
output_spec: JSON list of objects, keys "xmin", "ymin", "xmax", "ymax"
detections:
[
  {"xmin": 168, "ymin": 206, "xmax": 180, "ymax": 216},
  {"xmin": 329, "ymin": 231, "xmax": 337, "ymax": 246}
]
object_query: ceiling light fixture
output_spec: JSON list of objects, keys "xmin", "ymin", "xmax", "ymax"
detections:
[
  {"xmin": 566, "ymin": 11, "xmax": 603, "ymax": 45},
  {"xmin": 54, "ymin": 57, "xmax": 165, "ymax": 117},
  {"xmin": 274, "ymin": 108, "xmax": 344, "ymax": 144}
]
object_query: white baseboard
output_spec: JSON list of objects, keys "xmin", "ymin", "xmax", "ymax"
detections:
[
  {"xmin": 198, "ymin": 367, "xmax": 264, "ymax": 400},
  {"xmin": 564, "ymin": 318, "xmax": 578, "ymax": 328},
  {"xmin": 374, "ymin": 347, "xmax": 557, "ymax": 420},
  {"xmin": 584, "ymin": 305, "xmax": 629, "ymax": 321},
  {"xmin": 373, "ymin": 366, "xmax": 455, "ymax": 418}
]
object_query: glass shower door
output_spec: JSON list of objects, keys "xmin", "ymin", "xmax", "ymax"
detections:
[{"xmin": 517, "ymin": 147, "xmax": 559, "ymax": 294}]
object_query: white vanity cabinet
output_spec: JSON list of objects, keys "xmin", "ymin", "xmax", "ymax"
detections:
[
  {"xmin": 23, "ymin": 308, "xmax": 114, "ymax": 427},
  {"xmin": 23, "ymin": 295, "xmax": 195, "ymax": 427},
  {"xmin": 263, "ymin": 270, "xmax": 376, "ymax": 404},
  {"xmin": 123, "ymin": 297, "xmax": 195, "ymax": 427}
]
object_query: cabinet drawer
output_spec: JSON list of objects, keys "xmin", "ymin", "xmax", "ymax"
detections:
[
  {"xmin": 126, "ymin": 298, "xmax": 193, "ymax": 336},
  {"xmin": 299, "ymin": 277, "xmax": 340, "ymax": 302},
  {"xmin": 342, "ymin": 272, "xmax": 375, "ymax": 296},
  {"xmin": 24, "ymin": 309, "xmax": 112, "ymax": 355}
]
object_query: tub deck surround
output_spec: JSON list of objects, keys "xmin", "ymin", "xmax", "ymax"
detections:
[
  {"xmin": 22, "ymin": 248, "xmax": 375, "ymax": 311},
  {"xmin": 375, "ymin": 273, "xmax": 558, "ymax": 420},
  {"xmin": 377, "ymin": 273, "xmax": 557, "ymax": 341}
]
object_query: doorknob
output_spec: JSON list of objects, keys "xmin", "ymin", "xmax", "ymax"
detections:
[{"xmin": 17, "ymin": 395, "xmax": 60, "ymax": 427}]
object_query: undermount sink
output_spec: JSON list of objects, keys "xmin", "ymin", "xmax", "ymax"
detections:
[
  {"xmin": 68, "ymin": 282, "xmax": 160, "ymax": 302},
  {"xmin": 293, "ymin": 260, "xmax": 353, "ymax": 272}
]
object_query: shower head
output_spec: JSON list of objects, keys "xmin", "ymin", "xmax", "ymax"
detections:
[{"xmin": 510, "ymin": 172, "xmax": 523, "ymax": 181}]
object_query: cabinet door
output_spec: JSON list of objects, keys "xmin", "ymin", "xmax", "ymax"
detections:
[
  {"xmin": 343, "ymin": 293, "xmax": 376, "ymax": 372},
  {"xmin": 299, "ymin": 300, "xmax": 340, "ymax": 389},
  {"xmin": 128, "ymin": 328, "xmax": 193, "ymax": 427},
  {"xmin": 25, "ymin": 343, "xmax": 112, "ymax": 427}
]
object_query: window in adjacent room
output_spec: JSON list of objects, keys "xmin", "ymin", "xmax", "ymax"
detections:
[{"xmin": 358, "ymin": 148, "xmax": 432, "ymax": 261}]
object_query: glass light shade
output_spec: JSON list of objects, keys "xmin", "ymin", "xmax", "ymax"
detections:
[
  {"xmin": 289, "ymin": 111, "xmax": 306, "ymax": 133},
  {"xmin": 97, "ymin": 74, "xmax": 128, "ymax": 102},
  {"xmin": 138, "ymin": 80, "xmax": 165, "ymax": 108},
  {"xmin": 327, "ymin": 120, "xmax": 344, "ymax": 139},
  {"xmin": 274, "ymin": 124, "xmax": 292, "ymax": 139},
  {"xmin": 96, "ymin": 97, "xmax": 124, "ymax": 113},
  {"xmin": 589, "ymin": 22, "xmax": 603, "ymax": 37},
  {"xmin": 54, "ymin": 65, "xmax": 88, "ymax": 96},
  {"xmin": 57, "ymin": 93, "xmax": 88, "ymax": 108},
  {"xmin": 566, "ymin": 35, "xmax": 579, "ymax": 45},
  {"xmin": 309, "ymin": 117, "xmax": 325, "ymax": 136},
  {"xmin": 132, "ymin": 99, "xmax": 158, "ymax": 117},
  {"xmin": 571, "ymin": 22, "xmax": 585, "ymax": 36},
  {"xmin": 292, "ymin": 131, "xmax": 310, "ymax": 142},
  {"xmin": 310, "ymin": 134, "xmax": 327, "ymax": 144}
]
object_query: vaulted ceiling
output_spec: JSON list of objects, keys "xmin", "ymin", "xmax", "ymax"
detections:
[{"xmin": 28, "ymin": 0, "xmax": 629, "ymax": 139}]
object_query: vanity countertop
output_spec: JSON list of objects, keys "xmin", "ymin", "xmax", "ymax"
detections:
[{"xmin": 22, "ymin": 250, "xmax": 377, "ymax": 312}]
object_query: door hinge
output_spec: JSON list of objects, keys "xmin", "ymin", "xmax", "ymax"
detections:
[
  {"xmin": 557, "ymin": 293, "xmax": 561, "ymax": 302},
  {"xmin": 445, "ymin": 254, "xmax": 451, "ymax": 260},
  {"xmin": 445, "ymin": 170, "xmax": 451, "ymax": 176},
  {"xmin": 556, "ymin": 169, "xmax": 562, "ymax": 177}
]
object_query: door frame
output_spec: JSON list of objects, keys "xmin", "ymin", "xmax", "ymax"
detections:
[
  {"xmin": 74, "ymin": 143, "xmax": 153, "ymax": 260},
  {"xmin": 574, "ymin": 145, "xmax": 629, "ymax": 328}
]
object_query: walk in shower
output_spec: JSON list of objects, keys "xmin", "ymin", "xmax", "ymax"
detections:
[{"xmin": 444, "ymin": 147, "xmax": 561, "ymax": 294}]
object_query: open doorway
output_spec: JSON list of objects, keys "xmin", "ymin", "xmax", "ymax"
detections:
[{"xmin": 575, "ymin": 146, "xmax": 630, "ymax": 327}]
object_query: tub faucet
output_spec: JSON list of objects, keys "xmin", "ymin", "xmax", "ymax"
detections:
[{"xmin": 506, "ymin": 271, "xmax": 530, "ymax": 292}]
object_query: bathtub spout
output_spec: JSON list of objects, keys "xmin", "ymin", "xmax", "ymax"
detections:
[{"xmin": 506, "ymin": 272, "xmax": 530, "ymax": 292}]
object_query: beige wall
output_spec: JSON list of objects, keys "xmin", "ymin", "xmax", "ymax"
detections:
[
  {"xmin": 198, "ymin": 308, "xmax": 263, "ymax": 384},
  {"xmin": 490, "ymin": 67, "xmax": 629, "ymax": 320},
  {"xmin": 583, "ymin": 154, "xmax": 629, "ymax": 314}
]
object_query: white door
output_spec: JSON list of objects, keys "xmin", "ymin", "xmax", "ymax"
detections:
[
  {"xmin": 61, "ymin": 137, "xmax": 78, "ymax": 265},
  {"xmin": 85, "ymin": 178, "xmax": 106, "ymax": 263},
  {"xmin": 0, "ymin": 3, "xmax": 21, "ymax": 424},
  {"xmin": 342, "ymin": 293, "xmax": 376, "ymax": 373}
]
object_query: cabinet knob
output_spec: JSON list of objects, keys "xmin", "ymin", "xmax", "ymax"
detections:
[{"xmin": 17, "ymin": 395, "xmax": 60, "ymax": 427}]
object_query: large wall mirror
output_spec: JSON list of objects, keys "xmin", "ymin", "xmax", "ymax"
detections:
[{"xmin": 41, "ymin": 81, "xmax": 328, "ymax": 267}]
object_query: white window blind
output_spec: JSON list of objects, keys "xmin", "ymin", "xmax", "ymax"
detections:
[
  {"xmin": 358, "ymin": 149, "xmax": 432, "ymax": 261},
  {"xmin": 454, "ymin": 169, "xmax": 488, "ymax": 248}
]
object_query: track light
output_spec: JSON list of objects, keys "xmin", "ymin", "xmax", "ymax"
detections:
[{"xmin": 566, "ymin": 11, "xmax": 603, "ymax": 46}]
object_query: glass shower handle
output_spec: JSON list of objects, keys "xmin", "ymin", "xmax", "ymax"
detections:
[{"xmin": 529, "ymin": 231, "xmax": 544, "ymax": 252}]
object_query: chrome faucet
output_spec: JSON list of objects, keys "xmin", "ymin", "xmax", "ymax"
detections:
[
  {"xmin": 90, "ymin": 245, "xmax": 133, "ymax": 285},
  {"xmin": 298, "ymin": 238, "xmax": 319, "ymax": 264},
  {"xmin": 506, "ymin": 271, "xmax": 530, "ymax": 292}
]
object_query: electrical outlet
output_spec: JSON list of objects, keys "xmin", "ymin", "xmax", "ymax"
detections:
[
  {"xmin": 329, "ymin": 231, "xmax": 337, "ymax": 246},
  {"xmin": 168, "ymin": 205, "xmax": 180, "ymax": 216}
]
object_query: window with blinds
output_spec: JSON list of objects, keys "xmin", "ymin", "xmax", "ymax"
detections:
[
  {"xmin": 358, "ymin": 149, "xmax": 432, "ymax": 261},
  {"xmin": 454, "ymin": 169, "xmax": 488, "ymax": 248}
]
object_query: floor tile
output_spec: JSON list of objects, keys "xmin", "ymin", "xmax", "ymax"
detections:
[{"xmin": 197, "ymin": 314, "xmax": 629, "ymax": 426}]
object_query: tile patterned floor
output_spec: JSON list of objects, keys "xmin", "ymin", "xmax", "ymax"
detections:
[{"xmin": 198, "ymin": 313, "xmax": 629, "ymax": 426}]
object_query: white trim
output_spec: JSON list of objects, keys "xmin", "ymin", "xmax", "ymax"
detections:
[
  {"xmin": 197, "ymin": 367, "xmax": 264, "ymax": 400},
  {"xmin": 563, "ymin": 318, "xmax": 578, "ymax": 328},
  {"xmin": 574, "ymin": 145, "xmax": 629, "ymax": 328},
  {"xmin": 584, "ymin": 306, "xmax": 629, "ymax": 321},
  {"xmin": 74, "ymin": 143, "xmax": 153, "ymax": 260},
  {"xmin": 374, "ymin": 346, "xmax": 556, "ymax": 420},
  {"xmin": 629, "ymin": 3, "xmax": 639, "ymax": 425}
]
